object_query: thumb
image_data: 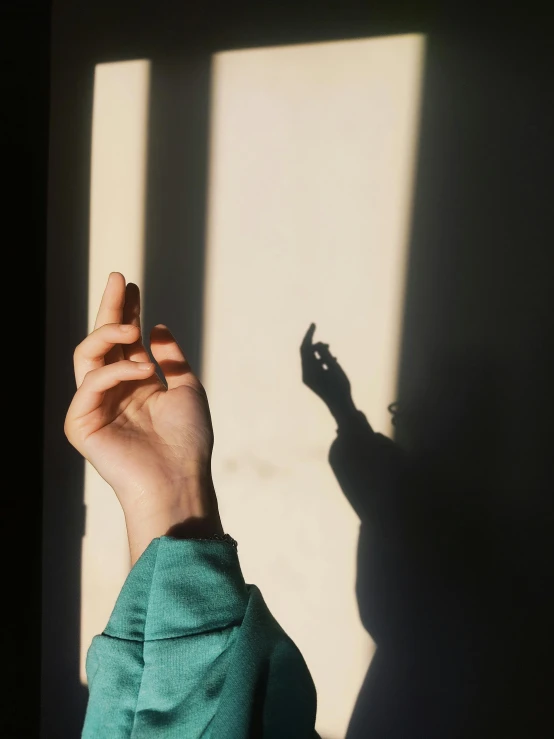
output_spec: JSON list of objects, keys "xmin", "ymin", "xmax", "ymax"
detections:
[{"xmin": 149, "ymin": 324, "xmax": 196, "ymax": 390}]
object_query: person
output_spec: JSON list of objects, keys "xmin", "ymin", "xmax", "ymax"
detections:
[{"xmin": 64, "ymin": 273, "xmax": 319, "ymax": 738}]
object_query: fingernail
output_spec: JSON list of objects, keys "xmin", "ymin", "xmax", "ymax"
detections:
[
  {"xmin": 137, "ymin": 362, "xmax": 153, "ymax": 370},
  {"xmin": 120, "ymin": 324, "xmax": 136, "ymax": 332}
]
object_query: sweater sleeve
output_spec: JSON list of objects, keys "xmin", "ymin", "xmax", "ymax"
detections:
[
  {"xmin": 328, "ymin": 410, "xmax": 408, "ymax": 524},
  {"xmin": 82, "ymin": 537, "xmax": 318, "ymax": 739}
]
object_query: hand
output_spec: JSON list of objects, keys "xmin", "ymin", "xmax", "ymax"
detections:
[
  {"xmin": 64, "ymin": 273, "xmax": 223, "ymax": 564},
  {"xmin": 300, "ymin": 323, "xmax": 356, "ymax": 424}
]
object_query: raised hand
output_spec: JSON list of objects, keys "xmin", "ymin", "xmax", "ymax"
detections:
[
  {"xmin": 300, "ymin": 323, "xmax": 356, "ymax": 424},
  {"xmin": 64, "ymin": 272, "xmax": 223, "ymax": 564}
]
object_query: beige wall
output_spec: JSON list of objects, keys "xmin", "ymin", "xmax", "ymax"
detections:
[
  {"xmin": 202, "ymin": 35, "xmax": 425, "ymax": 738},
  {"xmin": 81, "ymin": 35, "xmax": 425, "ymax": 739}
]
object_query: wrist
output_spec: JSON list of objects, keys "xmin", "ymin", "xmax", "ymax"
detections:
[
  {"xmin": 123, "ymin": 475, "xmax": 224, "ymax": 566},
  {"xmin": 328, "ymin": 396, "xmax": 358, "ymax": 426}
]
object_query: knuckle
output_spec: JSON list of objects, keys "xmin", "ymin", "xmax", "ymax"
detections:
[
  {"xmin": 73, "ymin": 331, "xmax": 97, "ymax": 360},
  {"xmin": 81, "ymin": 366, "xmax": 98, "ymax": 384},
  {"xmin": 63, "ymin": 414, "xmax": 73, "ymax": 440},
  {"xmin": 191, "ymin": 379, "xmax": 207, "ymax": 399},
  {"xmin": 76, "ymin": 323, "xmax": 115, "ymax": 350}
]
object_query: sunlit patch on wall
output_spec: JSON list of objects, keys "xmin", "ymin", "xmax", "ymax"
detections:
[{"xmin": 201, "ymin": 34, "xmax": 426, "ymax": 739}]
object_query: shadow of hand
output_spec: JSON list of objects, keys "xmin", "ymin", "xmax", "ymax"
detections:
[
  {"xmin": 300, "ymin": 323, "xmax": 356, "ymax": 423},
  {"xmin": 300, "ymin": 322, "xmax": 411, "ymax": 642}
]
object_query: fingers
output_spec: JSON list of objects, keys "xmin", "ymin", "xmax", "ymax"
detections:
[
  {"xmin": 93, "ymin": 272, "xmax": 127, "ymax": 366},
  {"xmin": 300, "ymin": 323, "xmax": 316, "ymax": 356},
  {"xmin": 94, "ymin": 273, "xmax": 126, "ymax": 331},
  {"xmin": 149, "ymin": 324, "xmax": 196, "ymax": 391},
  {"xmin": 121, "ymin": 282, "xmax": 151, "ymax": 364},
  {"xmin": 66, "ymin": 360, "xmax": 155, "ymax": 426},
  {"xmin": 312, "ymin": 342, "xmax": 346, "ymax": 378},
  {"xmin": 313, "ymin": 342, "xmax": 336, "ymax": 364},
  {"xmin": 302, "ymin": 323, "xmax": 316, "ymax": 347},
  {"xmin": 122, "ymin": 282, "xmax": 140, "ymax": 326},
  {"xmin": 73, "ymin": 322, "xmax": 141, "ymax": 388}
]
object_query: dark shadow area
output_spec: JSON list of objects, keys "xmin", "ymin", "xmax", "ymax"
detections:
[
  {"xmin": 3, "ymin": 0, "xmax": 51, "ymax": 736},
  {"xmin": 41, "ymin": 31, "xmax": 94, "ymax": 739},
  {"xmin": 301, "ymin": 29, "xmax": 554, "ymax": 739},
  {"xmin": 142, "ymin": 52, "xmax": 212, "ymax": 379}
]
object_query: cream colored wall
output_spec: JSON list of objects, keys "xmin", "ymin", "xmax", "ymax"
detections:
[
  {"xmin": 202, "ymin": 35, "xmax": 425, "ymax": 739},
  {"xmin": 81, "ymin": 35, "xmax": 425, "ymax": 739}
]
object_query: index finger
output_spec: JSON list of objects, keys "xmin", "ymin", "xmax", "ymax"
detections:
[
  {"xmin": 121, "ymin": 281, "xmax": 150, "ymax": 363},
  {"xmin": 301, "ymin": 323, "xmax": 316, "ymax": 353},
  {"xmin": 93, "ymin": 272, "xmax": 126, "ymax": 331}
]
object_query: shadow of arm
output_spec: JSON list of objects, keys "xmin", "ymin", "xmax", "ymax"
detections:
[{"xmin": 328, "ymin": 410, "xmax": 407, "ymax": 525}]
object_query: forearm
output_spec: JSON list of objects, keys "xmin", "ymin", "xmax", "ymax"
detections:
[{"xmin": 328, "ymin": 412, "xmax": 407, "ymax": 522}]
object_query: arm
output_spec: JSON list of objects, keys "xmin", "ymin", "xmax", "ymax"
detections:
[
  {"xmin": 65, "ymin": 273, "xmax": 317, "ymax": 738},
  {"xmin": 328, "ymin": 410, "xmax": 405, "ymax": 522},
  {"xmin": 300, "ymin": 323, "xmax": 407, "ymax": 523},
  {"xmin": 83, "ymin": 537, "xmax": 317, "ymax": 739}
]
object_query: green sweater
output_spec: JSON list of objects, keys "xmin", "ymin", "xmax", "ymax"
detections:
[{"xmin": 82, "ymin": 536, "xmax": 319, "ymax": 738}]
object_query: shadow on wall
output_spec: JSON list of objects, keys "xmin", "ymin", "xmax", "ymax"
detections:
[
  {"xmin": 300, "ymin": 29, "xmax": 554, "ymax": 739},
  {"xmin": 141, "ymin": 52, "xmax": 212, "ymax": 378},
  {"xmin": 309, "ymin": 349, "xmax": 553, "ymax": 738}
]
